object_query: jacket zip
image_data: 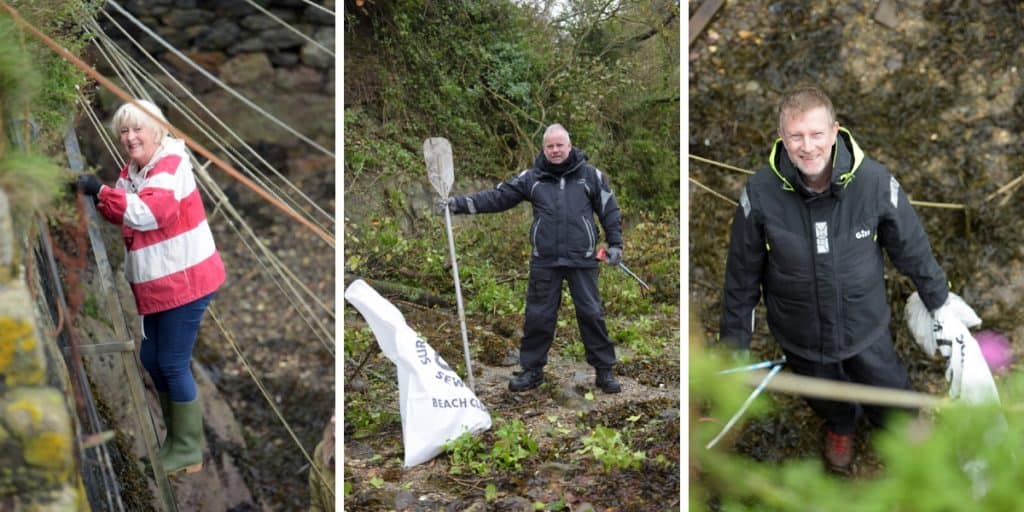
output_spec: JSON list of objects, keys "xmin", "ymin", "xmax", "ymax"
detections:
[
  {"xmin": 801, "ymin": 196, "xmax": 826, "ymax": 364},
  {"xmin": 531, "ymin": 219, "xmax": 541, "ymax": 256},
  {"xmin": 582, "ymin": 215, "xmax": 595, "ymax": 256}
]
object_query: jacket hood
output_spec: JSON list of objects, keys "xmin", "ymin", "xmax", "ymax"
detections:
[
  {"xmin": 534, "ymin": 147, "xmax": 588, "ymax": 177},
  {"xmin": 767, "ymin": 127, "xmax": 865, "ymax": 195}
]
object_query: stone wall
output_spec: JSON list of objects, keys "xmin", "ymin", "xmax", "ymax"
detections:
[{"xmin": 0, "ymin": 190, "xmax": 88, "ymax": 510}]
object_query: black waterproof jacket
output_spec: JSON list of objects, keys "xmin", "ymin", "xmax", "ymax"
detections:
[
  {"xmin": 452, "ymin": 148, "xmax": 623, "ymax": 268},
  {"xmin": 719, "ymin": 128, "xmax": 948, "ymax": 363}
]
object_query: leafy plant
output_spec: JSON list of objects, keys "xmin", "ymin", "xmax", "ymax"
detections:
[
  {"xmin": 6, "ymin": 0, "xmax": 103, "ymax": 149},
  {"xmin": 445, "ymin": 418, "xmax": 537, "ymax": 475},
  {"xmin": 0, "ymin": 16, "xmax": 71, "ymax": 225},
  {"xmin": 578, "ymin": 425, "xmax": 646, "ymax": 472},
  {"xmin": 343, "ymin": 395, "xmax": 398, "ymax": 438}
]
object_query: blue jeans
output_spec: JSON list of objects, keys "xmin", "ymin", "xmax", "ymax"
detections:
[{"xmin": 140, "ymin": 293, "xmax": 215, "ymax": 402}]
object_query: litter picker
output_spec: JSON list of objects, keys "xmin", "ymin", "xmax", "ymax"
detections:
[
  {"xmin": 423, "ymin": 137, "xmax": 475, "ymax": 392},
  {"xmin": 717, "ymin": 356, "xmax": 787, "ymax": 375},
  {"xmin": 705, "ymin": 360, "xmax": 785, "ymax": 449},
  {"xmin": 596, "ymin": 246, "xmax": 651, "ymax": 291}
]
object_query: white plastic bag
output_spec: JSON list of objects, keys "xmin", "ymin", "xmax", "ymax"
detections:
[
  {"xmin": 906, "ymin": 291, "xmax": 998, "ymax": 404},
  {"xmin": 947, "ymin": 330, "xmax": 1000, "ymax": 405},
  {"xmin": 344, "ymin": 279, "xmax": 492, "ymax": 467}
]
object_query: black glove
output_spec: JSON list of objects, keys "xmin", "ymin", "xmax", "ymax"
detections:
[
  {"xmin": 605, "ymin": 246, "xmax": 622, "ymax": 265},
  {"xmin": 77, "ymin": 174, "xmax": 103, "ymax": 196}
]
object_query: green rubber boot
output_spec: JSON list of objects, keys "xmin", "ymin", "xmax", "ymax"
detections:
[{"xmin": 160, "ymin": 399, "xmax": 204, "ymax": 475}]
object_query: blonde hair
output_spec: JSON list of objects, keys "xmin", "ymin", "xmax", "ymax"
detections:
[
  {"xmin": 110, "ymin": 99, "xmax": 169, "ymax": 141},
  {"xmin": 777, "ymin": 86, "xmax": 836, "ymax": 133}
]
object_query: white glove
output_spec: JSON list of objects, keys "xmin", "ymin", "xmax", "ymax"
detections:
[{"xmin": 905, "ymin": 291, "xmax": 981, "ymax": 358}]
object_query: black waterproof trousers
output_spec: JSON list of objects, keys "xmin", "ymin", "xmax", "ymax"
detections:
[
  {"xmin": 519, "ymin": 266, "xmax": 616, "ymax": 371},
  {"xmin": 783, "ymin": 340, "xmax": 914, "ymax": 435}
]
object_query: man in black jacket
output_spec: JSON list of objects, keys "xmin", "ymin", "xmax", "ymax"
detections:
[
  {"xmin": 718, "ymin": 86, "xmax": 977, "ymax": 471},
  {"xmin": 442, "ymin": 124, "xmax": 624, "ymax": 394}
]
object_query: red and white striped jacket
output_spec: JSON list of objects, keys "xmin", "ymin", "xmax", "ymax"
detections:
[{"xmin": 97, "ymin": 137, "xmax": 226, "ymax": 315}]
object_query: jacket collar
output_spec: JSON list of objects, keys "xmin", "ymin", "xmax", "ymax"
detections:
[
  {"xmin": 768, "ymin": 127, "xmax": 864, "ymax": 197},
  {"xmin": 534, "ymin": 147, "xmax": 588, "ymax": 179}
]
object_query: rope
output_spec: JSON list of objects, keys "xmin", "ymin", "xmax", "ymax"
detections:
[
  {"xmin": 0, "ymin": 0, "xmax": 335, "ymax": 246},
  {"xmin": 987, "ymin": 173, "xmax": 1024, "ymax": 203},
  {"xmin": 75, "ymin": 89, "xmax": 124, "ymax": 169},
  {"xmin": 242, "ymin": 0, "xmax": 334, "ymax": 56},
  {"xmin": 300, "ymin": 0, "xmax": 335, "ymax": 16},
  {"xmin": 196, "ymin": 177, "xmax": 335, "ymax": 354},
  {"xmin": 86, "ymin": 14, "xmax": 334, "ymax": 233},
  {"xmin": 74, "ymin": 14, "xmax": 333, "ymax": 354},
  {"xmin": 690, "ymin": 153, "xmax": 967, "ymax": 210},
  {"xmin": 688, "ymin": 177, "xmax": 736, "ymax": 206},
  {"xmin": 208, "ymin": 307, "xmax": 334, "ymax": 503},
  {"xmin": 104, "ymin": 0, "xmax": 335, "ymax": 158},
  {"xmin": 689, "ymin": 154, "xmax": 754, "ymax": 175}
]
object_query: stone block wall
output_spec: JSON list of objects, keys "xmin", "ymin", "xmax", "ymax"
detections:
[{"xmin": 0, "ymin": 190, "xmax": 88, "ymax": 510}]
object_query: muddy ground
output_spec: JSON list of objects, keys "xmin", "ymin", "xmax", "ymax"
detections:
[
  {"xmin": 690, "ymin": 0, "xmax": 1024, "ymax": 499},
  {"xmin": 343, "ymin": 287, "xmax": 680, "ymax": 510}
]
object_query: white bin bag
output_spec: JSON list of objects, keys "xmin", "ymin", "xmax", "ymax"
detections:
[
  {"xmin": 906, "ymin": 291, "xmax": 999, "ymax": 405},
  {"xmin": 344, "ymin": 279, "xmax": 492, "ymax": 467}
]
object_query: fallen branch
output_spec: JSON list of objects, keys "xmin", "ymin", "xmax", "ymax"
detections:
[{"xmin": 343, "ymin": 273, "xmax": 450, "ymax": 309}]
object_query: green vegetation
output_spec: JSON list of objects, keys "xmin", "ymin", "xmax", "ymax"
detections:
[
  {"xmin": 0, "ymin": 1, "xmax": 104, "ymax": 226},
  {"xmin": 444, "ymin": 418, "xmax": 538, "ymax": 476},
  {"xmin": 578, "ymin": 424, "xmax": 646, "ymax": 472},
  {"xmin": 692, "ymin": 343, "xmax": 1024, "ymax": 511},
  {"xmin": 345, "ymin": 0, "xmax": 681, "ymax": 381},
  {"xmin": 5, "ymin": 1, "xmax": 102, "ymax": 149},
  {"xmin": 344, "ymin": 1, "xmax": 678, "ymax": 506},
  {"xmin": 0, "ymin": 16, "xmax": 66, "ymax": 225},
  {"xmin": 348, "ymin": 0, "xmax": 678, "ymax": 212}
]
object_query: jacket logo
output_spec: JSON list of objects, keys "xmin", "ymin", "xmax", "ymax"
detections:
[
  {"xmin": 815, "ymin": 222, "xmax": 829, "ymax": 254},
  {"xmin": 855, "ymin": 229, "xmax": 871, "ymax": 239}
]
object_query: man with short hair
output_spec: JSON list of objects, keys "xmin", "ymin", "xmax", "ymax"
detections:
[
  {"xmin": 718, "ymin": 86, "xmax": 977, "ymax": 471},
  {"xmin": 441, "ymin": 124, "xmax": 624, "ymax": 394}
]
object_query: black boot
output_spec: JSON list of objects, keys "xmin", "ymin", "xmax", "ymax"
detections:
[
  {"xmin": 509, "ymin": 368, "xmax": 544, "ymax": 392},
  {"xmin": 595, "ymin": 368, "xmax": 621, "ymax": 394}
]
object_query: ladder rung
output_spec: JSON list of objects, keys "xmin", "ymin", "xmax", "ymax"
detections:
[{"xmin": 65, "ymin": 341, "xmax": 134, "ymax": 357}]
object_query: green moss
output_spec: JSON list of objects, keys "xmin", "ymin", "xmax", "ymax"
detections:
[
  {"xmin": 24, "ymin": 431, "xmax": 71, "ymax": 473},
  {"xmin": 6, "ymin": 399, "xmax": 43, "ymax": 430},
  {"xmin": 0, "ymin": 317, "xmax": 33, "ymax": 373}
]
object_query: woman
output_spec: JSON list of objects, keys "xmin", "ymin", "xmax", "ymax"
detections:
[{"xmin": 77, "ymin": 99, "xmax": 226, "ymax": 475}]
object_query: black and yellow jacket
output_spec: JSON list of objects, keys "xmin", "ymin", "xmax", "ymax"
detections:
[
  {"xmin": 719, "ymin": 128, "xmax": 948, "ymax": 363},
  {"xmin": 452, "ymin": 147, "xmax": 623, "ymax": 268}
]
